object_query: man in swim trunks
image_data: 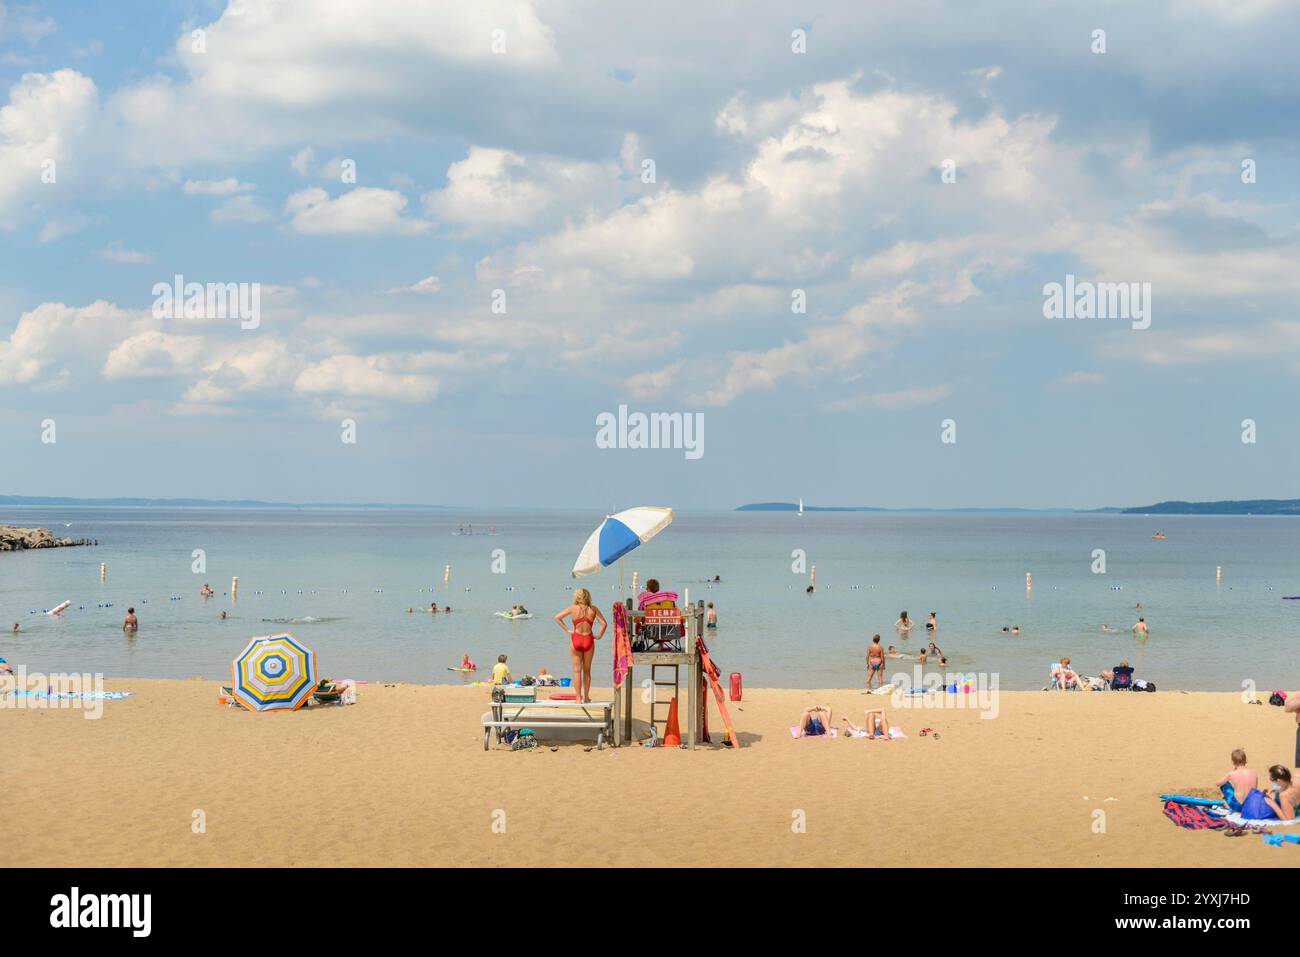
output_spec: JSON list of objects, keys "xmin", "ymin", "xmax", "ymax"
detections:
[
  {"xmin": 1132, "ymin": 617, "xmax": 1148, "ymax": 637},
  {"xmin": 797, "ymin": 705, "xmax": 832, "ymax": 737},
  {"xmin": 866, "ymin": 634, "xmax": 886, "ymax": 689},
  {"xmin": 122, "ymin": 608, "xmax": 138, "ymax": 634},
  {"xmin": 1286, "ymin": 693, "xmax": 1300, "ymax": 765}
]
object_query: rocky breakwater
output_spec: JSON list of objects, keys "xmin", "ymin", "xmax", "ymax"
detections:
[{"xmin": 0, "ymin": 526, "xmax": 97, "ymax": 551}]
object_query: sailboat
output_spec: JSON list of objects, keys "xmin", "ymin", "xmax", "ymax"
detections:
[{"xmin": 798, "ymin": 498, "xmax": 804, "ymax": 516}]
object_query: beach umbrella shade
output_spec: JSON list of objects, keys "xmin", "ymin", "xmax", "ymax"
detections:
[
  {"xmin": 230, "ymin": 633, "xmax": 318, "ymax": 713},
  {"xmin": 572, "ymin": 507, "xmax": 674, "ymax": 578}
]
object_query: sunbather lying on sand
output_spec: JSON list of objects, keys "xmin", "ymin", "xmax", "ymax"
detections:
[
  {"xmin": 797, "ymin": 705, "xmax": 832, "ymax": 737},
  {"xmin": 841, "ymin": 708, "xmax": 891, "ymax": 739}
]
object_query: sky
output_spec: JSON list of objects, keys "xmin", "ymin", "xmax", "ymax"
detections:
[{"xmin": 2, "ymin": 0, "xmax": 1299, "ymax": 509}]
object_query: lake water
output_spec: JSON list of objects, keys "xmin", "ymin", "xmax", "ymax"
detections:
[{"xmin": 2, "ymin": 507, "xmax": 1297, "ymax": 690}]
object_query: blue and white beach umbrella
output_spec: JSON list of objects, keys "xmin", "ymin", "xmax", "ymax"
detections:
[{"xmin": 572, "ymin": 507, "xmax": 674, "ymax": 578}]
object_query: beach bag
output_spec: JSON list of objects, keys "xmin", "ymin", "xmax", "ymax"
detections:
[
  {"xmin": 1270, "ymin": 691, "xmax": 1287, "ymax": 707},
  {"xmin": 511, "ymin": 728, "xmax": 538, "ymax": 751}
]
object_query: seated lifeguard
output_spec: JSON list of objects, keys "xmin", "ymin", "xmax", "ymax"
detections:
[{"xmin": 636, "ymin": 578, "xmax": 678, "ymax": 610}]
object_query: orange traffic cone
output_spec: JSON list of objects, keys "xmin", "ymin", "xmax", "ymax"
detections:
[{"xmin": 662, "ymin": 696, "xmax": 681, "ymax": 748}]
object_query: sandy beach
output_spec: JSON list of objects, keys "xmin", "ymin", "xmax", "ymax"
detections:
[{"xmin": 5, "ymin": 679, "xmax": 1296, "ymax": 867}]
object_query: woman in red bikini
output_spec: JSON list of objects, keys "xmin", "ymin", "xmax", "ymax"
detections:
[{"xmin": 554, "ymin": 587, "xmax": 607, "ymax": 703}]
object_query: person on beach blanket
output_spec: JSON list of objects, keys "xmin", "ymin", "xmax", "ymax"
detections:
[
  {"xmin": 636, "ymin": 578, "xmax": 678, "ymax": 610},
  {"xmin": 797, "ymin": 705, "xmax": 832, "ymax": 737},
  {"xmin": 0, "ymin": 655, "xmax": 12, "ymax": 674},
  {"xmin": 1262, "ymin": 766, "xmax": 1300, "ymax": 820},
  {"xmin": 842, "ymin": 708, "xmax": 891, "ymax": 739},
  {"xmin": 1216, "ymin": 749, "xmax": 1257, "ymax": 812}
]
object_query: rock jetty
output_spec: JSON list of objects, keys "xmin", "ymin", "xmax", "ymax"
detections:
[{"xmin": 0, "ymin": 526, "xmax": 97, "ymax": 551}]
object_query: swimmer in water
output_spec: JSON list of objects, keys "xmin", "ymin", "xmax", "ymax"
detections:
[
  {"xmin": 1132, "ymin": 617, "xmax": 1148, "ymax": 638},
  {"xmin": 926, "ymin": 612, "xmax": 937, "ymax": 632},
  {"xmin": 887, "ymin": 645, "xmax": 912, "ymax": 659},
  {"xmin": 895, "ymin": 611, "xmax": 911, "ymax": 634},
  {"xmin": 429, "ymin": 602, "xmax": 438, "ymax": 613},
  {"xmin": 200, "ymin": 584, "xmax": 214, "ymax": 597},
  {"xmin": 122, "ymin": 608, "xmax": 138, "ymax": 634},
  {"xmin": 220, "ymin": 611, "xmax": 229, "ymax": 620}
]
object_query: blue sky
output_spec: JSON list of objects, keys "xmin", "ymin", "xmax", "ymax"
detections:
[{"xmin": 2, "ymin": 0, "xmax": 1299, "ymax": 509}]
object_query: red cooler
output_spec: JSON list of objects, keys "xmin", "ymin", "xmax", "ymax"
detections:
[{"xmin": 729, "ymin": 672, "xmax": 742, "ymax": 701}]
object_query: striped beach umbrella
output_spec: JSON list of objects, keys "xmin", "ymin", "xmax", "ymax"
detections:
[
  {"xmin": 230, "ymin": 633, "xmax": 317, "ymax": 713},
  {"xmin": 572, "ymin": 507, "xmax": 673, "ymax": 579}
]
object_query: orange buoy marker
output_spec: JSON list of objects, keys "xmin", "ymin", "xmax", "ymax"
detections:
[{"xmin": 662, "ymin": 695, "xmax": 681, "ymax": 748}]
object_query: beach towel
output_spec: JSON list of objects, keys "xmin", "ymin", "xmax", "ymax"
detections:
[
  {"xmin": 1220, "ymin": 782, "xmax": 1243, "ymax": 813},
  {"xmin": 790, "ymin": 726, "xmax": 837, "ymax": 739},
  {"xmin": 7, "ymin": 690, "xmax": 133, "ymax": 700},
  {"xmin": 846, "ymin": 726, "xmax": 906, "ymax": 739},
  {"xmin": 636, "ymin": 590, "xmax": 678, "ymax": 610},
  {"xmin": 612, "ymin": 602, "xmax": 631, "ymax": 689},
  {"xmin": 1239, "ymin": 788, "xmax": 1278, "ymax": 821},
  {"xmin": 1162, "ymin": 800, "xmax": 1225, "ymax": 830}
]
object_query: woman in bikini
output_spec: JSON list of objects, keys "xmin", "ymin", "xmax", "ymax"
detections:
[{"xmin": 554, "ymin": 587, "xmax": 607, "ymax": 703}]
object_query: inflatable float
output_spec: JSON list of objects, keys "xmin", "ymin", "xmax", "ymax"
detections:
[
  {"xmin": 494, "ymin": 611, "xmax": 532, "ymax": 620},
  {"xmin": 47, "ymin": 600, "xmax": 71, "ymax": 616}
]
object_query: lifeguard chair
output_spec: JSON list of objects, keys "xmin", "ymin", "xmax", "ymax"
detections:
[{"xmin": 637, "ymin": 604, "xmax": 685, "ymax": 653}]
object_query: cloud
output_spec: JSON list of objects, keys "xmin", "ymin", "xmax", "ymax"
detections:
[
  {"xmin": 294, "ymin": 353, "xmax": 441, "ymax": 401},
  {"xmin": 183, "ymin": 177, "xmax": 255, "ymax": 195},
  {"xmin": 0, "ymin": 300, "xmax": 152, "ymax": 388},
  {"xmin": 824, "ymin": 384, "xmax": 955, "ymax": 412},
  {"xmin": 285, "ymin": 186, "xmax": 429, "ymax": 235},
  {"xmin": 385, "ymin": 276, "xmax": 441, "ymax": 295},
  {"xmin": 37, "ymin": 212, "xmax": 94, "ymax": 243},
  {"xmin": 210, "ymin": 194, "xmax": 271, "ymax": 224},
  {"xmin": 424, "ymin": 146, "xmax": 619, "ymax": 231},
  {"xmin": 0, "ymin": 69, "xmax": 97, "ymax": 220},
  {"xmin": 99, "ymin": 240, "xmax": 153, "ymax": 264}
]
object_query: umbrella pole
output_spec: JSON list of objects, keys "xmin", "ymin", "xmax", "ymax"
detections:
[{"xmin": 619, "ymin": 557, "xmax": 624, "ymax": 595}]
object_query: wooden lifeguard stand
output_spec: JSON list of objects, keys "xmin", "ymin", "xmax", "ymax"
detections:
[{"xmin": 613, "ymin": 598, "xmax": 705, "ymax": 749}]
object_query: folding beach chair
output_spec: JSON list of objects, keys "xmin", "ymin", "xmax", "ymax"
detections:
[{"xmin": 1110, "ymin": 665, "xmax": 1134, "ymax": 691}]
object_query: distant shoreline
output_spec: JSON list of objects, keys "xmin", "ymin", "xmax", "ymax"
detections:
[
  {"xmin": 0, "ymin": 495, "xmax": 460, "ymax": 510},
  {"xmin": 737, "ymin": 499, "xmax": 1300, "ymax": 516}
]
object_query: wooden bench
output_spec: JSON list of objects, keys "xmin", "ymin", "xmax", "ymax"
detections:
[{"xmin": 481, "ymin": 699, "xmax": 613, "ymax": 751}]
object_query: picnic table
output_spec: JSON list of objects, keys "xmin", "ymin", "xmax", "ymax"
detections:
[{"xmin": 481, "ymin": 698, "xmax": 613, "ymax": 751}]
